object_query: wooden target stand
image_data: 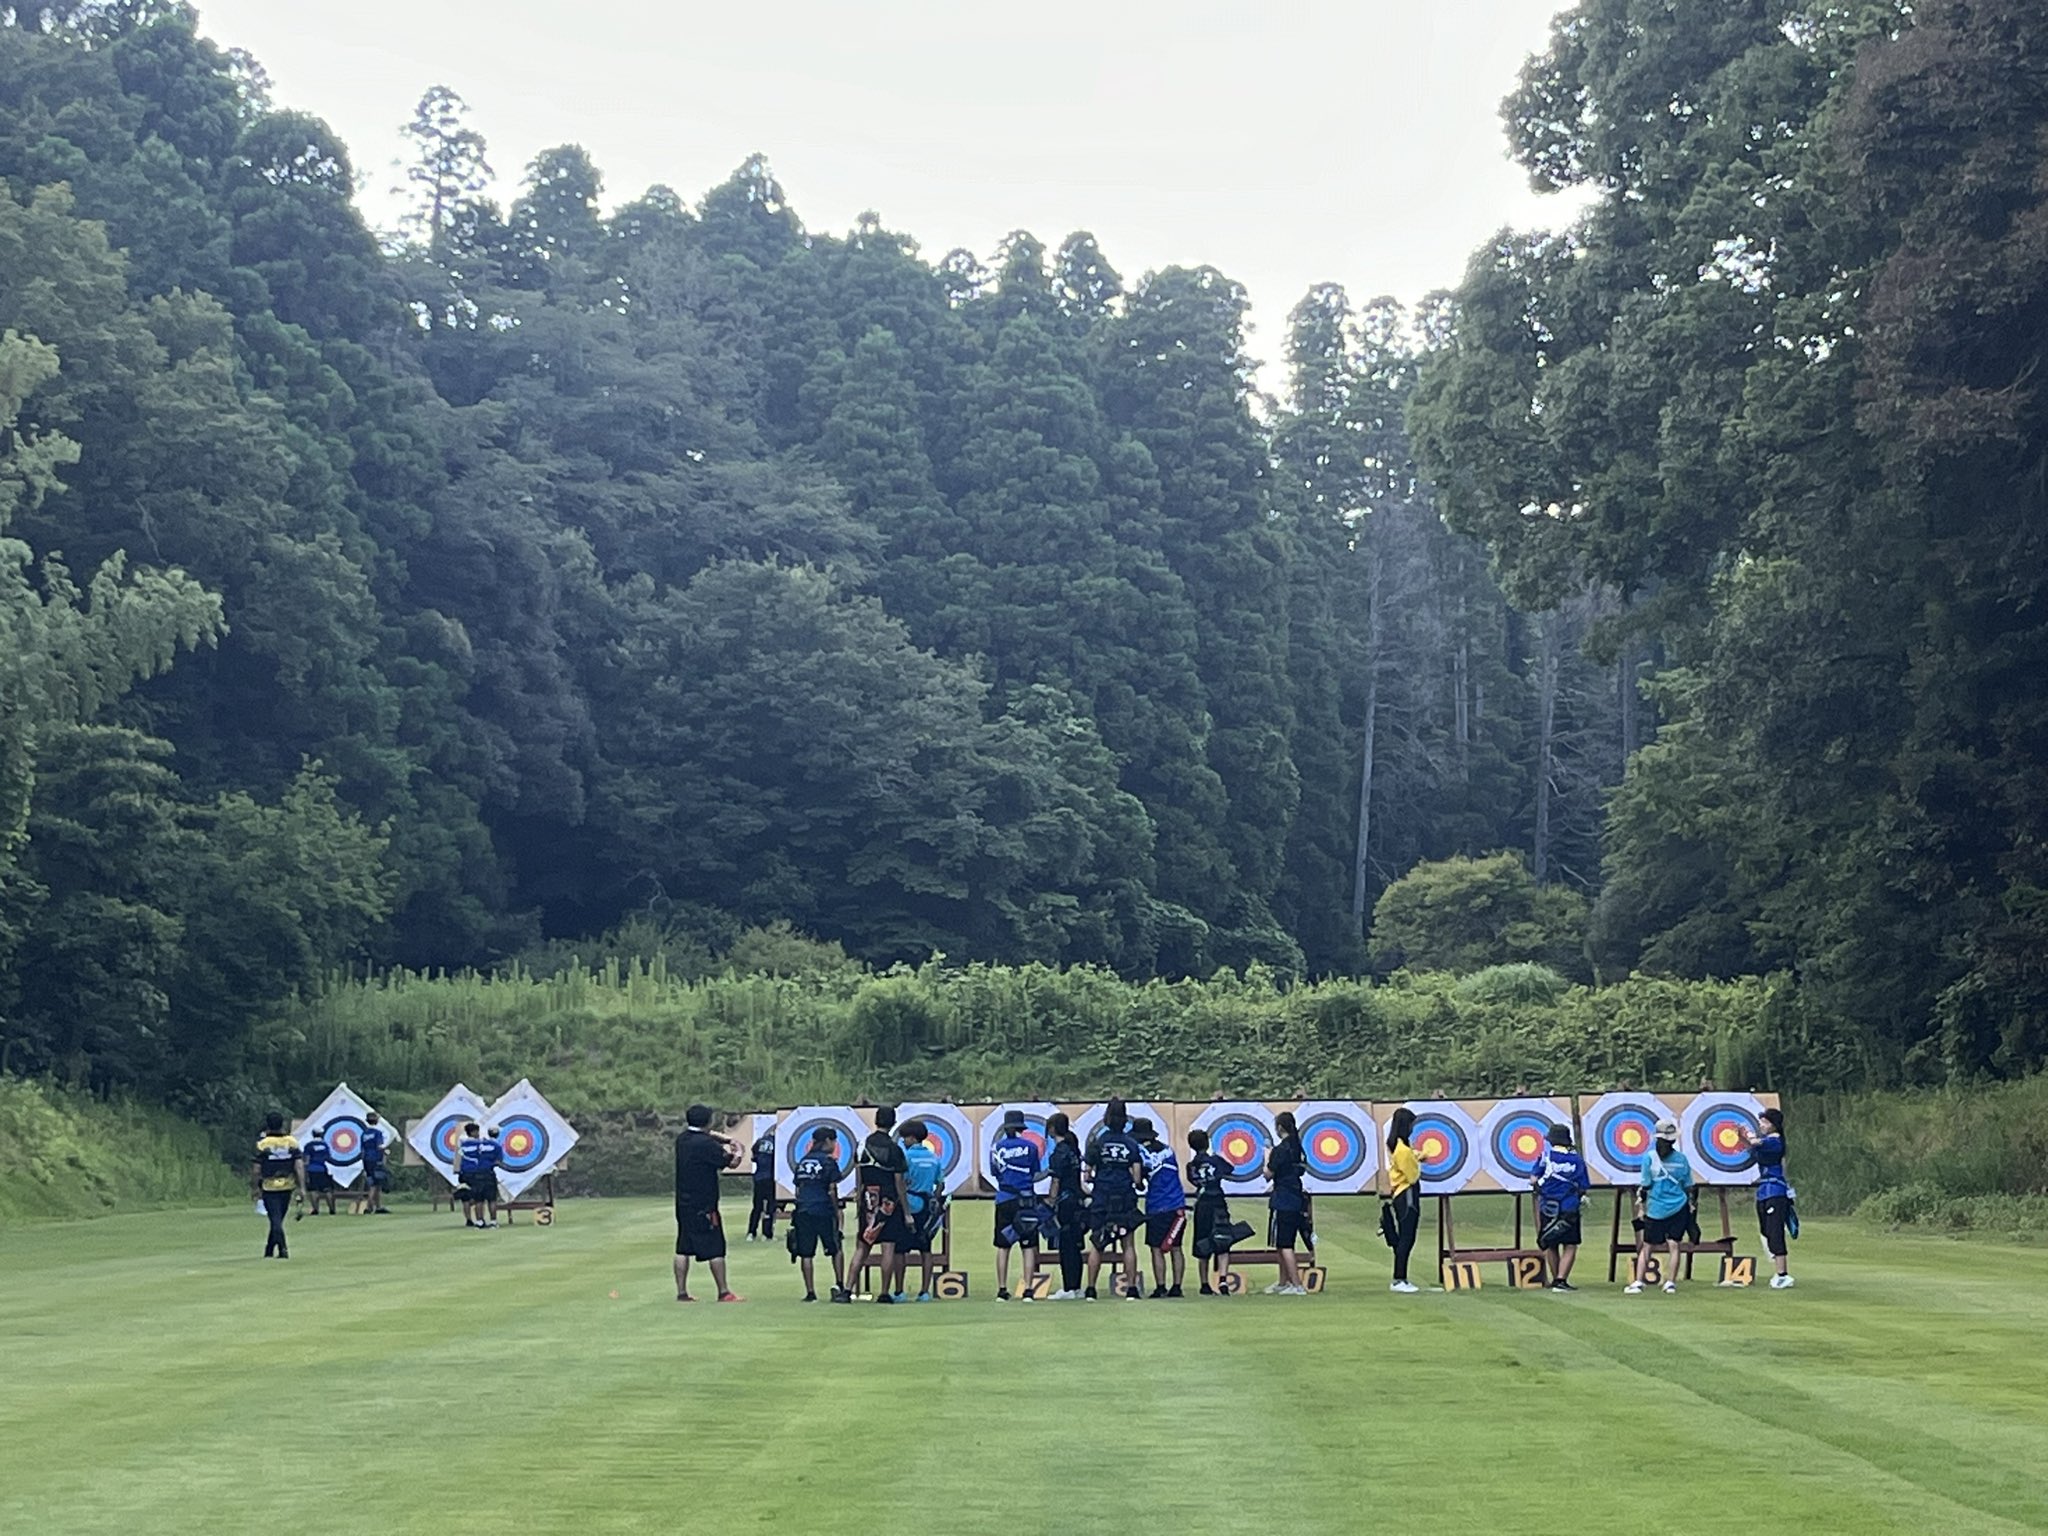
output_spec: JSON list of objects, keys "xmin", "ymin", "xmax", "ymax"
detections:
[
  {"xmin": 1437, "ymin": 1192, "xmax": 1553, "ymax": 1291},
  {"xmin": 1604, "ymin": 1185, "xmax": 1750, "ymax": 1284},
  {"xmin": 429, "ymin": 1171, "xmax": 558, "ymax": 1225},
  {"xmin": 853, "ymin": 1203, "xmax": 968, "ymax": 1299}
]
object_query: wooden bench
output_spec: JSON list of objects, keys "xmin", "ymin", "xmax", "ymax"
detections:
[
  {"xmin": 1438, "ymin": 1191, "xmax": 1553, "ymax": 1289},
  {"xmin": 1605, "ymin": 1185, "xmax": 1739, "ymax": 1282}
]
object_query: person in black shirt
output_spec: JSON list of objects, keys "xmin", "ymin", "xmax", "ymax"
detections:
[
  {"xmin": 1185, "ymin": 1128, "xmax": 1237, "ymax": 1295},
  {"xmin": 674, "ymin": 1103, "xmax": 744, "ymax": 1303},
  {"xmin": 846, "ymin": 1105, "xmax": 912, "ymax": 1303},
  {"xmin": 789, "ymin": 1126, "xmax": 850, "ymax": 1302},
  {"xmin": 1084, "ymin": 1097, "xmax": 1147, "ymax": 1301},
  {"xmin": 1044, "ymin": 1112, "xmax": 1087, "ymax": 1300},
  {"xmin": 746, "ymin": 1125, "xmax": 777, "ymax": 1241},
  {"xmin": 1265, "ymin": 1111, "xmax": 1313, "ymax": 1295}
]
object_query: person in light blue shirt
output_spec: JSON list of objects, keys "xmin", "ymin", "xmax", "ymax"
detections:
[
  {"xmin": 894, "ymin": 1120, "xmax": 945, "ymax": 1301},
  {"xmin": 1627, "ymin": 1118, "xmax": 1695, "ymax": 1294}
]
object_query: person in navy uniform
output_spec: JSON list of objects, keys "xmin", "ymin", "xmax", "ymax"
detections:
[
  {"xmin": 456, "ymin": 1121, "xmax": 500, "ymax": 1228},
  {"xmin": 477, "ymin": 1125, "xmax": 504, "ymax": 1224},
  {"xmin": 1135, "ymin": 1118, "xmax": 1187, "ymax": 1298},
  {"xmin": 1184, "ymin": 1128, "xmax": 1238, "ymax": 1295},
  {"xmin": 987, "ymin": 1109, "xmax": 1042, "ymax": 1301},
  {"xmin": 1746, "ymin": 1107, "xmax": 1796, "ymax": 1289},
  {"xmin": 1043, "ymin": 1112, "xmax": 1087, "ymax": 1300},
  {"xmin": 302, "ymin": 1125, "xmax": 337, "ymax": 1216},
  {"xmin": 1264, "ymin": 1112, "xmax": 1313, "ymax": 1295},
  {"xmin": 1084, "ymin": 1099, "xmax": 1147, "ymax": 1301},
  {"xmin": 251, "ymin": 1112, "xmax": 304, "ymax": 1259},
  {"xmin": 360, "ymin": 1110, "xmax": 392, "ymax": 1215},
  {"xmin": 789, "ymin": 1126, "xmax": 850, "ymax": 1303},
  {"xmin": 746, "ymin": 1125, "xmax": 778, "ymax": 1242},
  {"xmin": 1532, "ymin": 1123, "xmax": 1591, "ymax": 1290}
]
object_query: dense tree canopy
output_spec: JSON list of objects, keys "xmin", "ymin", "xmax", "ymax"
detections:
[{"xmin": 0, "ymin": 0, "xmax": 2037, "ymax": 1102}]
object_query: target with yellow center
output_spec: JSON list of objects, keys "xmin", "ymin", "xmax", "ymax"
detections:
[
  {"xmin": 1403, "ymin": 1102, "xmax": 1480, "ymax": 1193},
  {"xmin": 1189, "ymin": 1103, "xmax": 1276, "ymax": 1193},
  {"xmin": 1680, "ymin": 1092, "xmax": 1769, "ymax": 1185},
  {"xmin": 1295, "ymin": 1100, "xmax": 1377, "ymax": 1194},
  {"xmin": 1579, "ymin": 1092, "xmax": 1677, "ymax": 1185}
]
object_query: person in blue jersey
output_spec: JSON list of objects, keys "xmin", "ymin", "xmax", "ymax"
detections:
[
  {"xmin": 360, "ymin": 1110, "xmax": 392, "ymax": 1215},
  {"xmin": 302, "ymin": 1125, "xmax": 338, "ymax": 1216},
  {"xmin": 250, "ymin": 1112, "xmax": 304, "ymax": 1259},
  {"xmin": 1043, "ymin": 1113, "xmax": 1087, "ymax": 1300},
  {"xmin": 1084, "ymin": 1099, "xmax": 1147, "ymax": 1301},
  {"xmin": 746, "ymin": 1125, "xmax": 777, "ymax": 1242},
  {"xmin": 894, "ymin": 1119, "xmax": 944, "ymax": 1302},
  {"xmin": 789, "ymin": 1125, "xmax": 850, "ymax": 1303},
  {"xmin": 1627, "ymin": 1118, "xmax": 1695, "ymax": 1295},
  {"xmin": 1746, "ymin": 1107, "xmax": 1796, "ymax": 1289},
  {"xmin": 1135, "ymin": 1118, "xmax": 1187, "ymax": 1298},
  {"xmin": 988, "ymin": 1109, "xmax": 1042, "ymax": 1301},
  {"xmin": 455, "ymin": 1121, "xmax": 494, "ymax": 1228},
  {"xmin": 1184, "ymin": 1128, "xmax": 1239, "ymax": 1296},
  {"xmin": 1531, "ymin": 1123, "xmax": 1590, "ymax": 1290},
  {"xmin": 1264, "ymin": 1111, "xmax": 1312, "ymax": 1295},
  {"xmin": 477, "ymin": 1126, "xmax": 504, "ymax": 1225}
]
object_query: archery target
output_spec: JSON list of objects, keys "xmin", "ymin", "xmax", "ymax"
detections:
[
  {"xmin": 1580, "ymin": 1092, "xmax": 1675, "ymax": 1185},
  {"xmin": 1680, "ymin": 1093, "xmax": 1767, "ymax": 1186},
  {"xmin": 408, "ymin": 1083, "xmax": 491, "ymax": 1185},
  {"xmin": 977, "ymin": 1102, "xmax": 1059, "ymax": 1194},
  {"xmin": 895, "ymin": 1102, "xmax": 978, "ymax": 1195},
  {"xmin": 1404, "ymin": 1101, "xmax": 1481, "ymax": 1194},
  {"xmin": 294, "ymin": 1083, "xmax": 388, "ymax": 1189},
  {"xmin": 779, "ymin": 1106, "xmax": 869, "ymax": 1196},
  {"xmin": 1296, "ymin": 1101, "xmax": 1379, "ymax": 1194},
  {"xmin": 483, "ymin": 1080, "xmax": 579, "ymax": 1200},
  {"xmin": 1189, "ymin": 1103, "xmax": 1276, "ymax": 1193},
  {"xmin": 1480, "ymin": 1099, "xmax": 1568, "ymax": 1187}
]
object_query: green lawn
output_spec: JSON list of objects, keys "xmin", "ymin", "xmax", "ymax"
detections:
[{"xmin": 2, "ymin": 1195, "xmax": 2045, "ymax": 1535}]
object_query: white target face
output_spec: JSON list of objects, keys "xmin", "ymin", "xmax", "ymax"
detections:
[
  {"xmin": 1294, "ymin": 1100, "xmax": 1380, "ymax": 1194},
  {"xmin": 1479, "ymin": 1098, "xmax": 1572, "ymax": 1190},
  {"xmin": 1680, "ymin": 1093, "xmax": 1768, "ymax": 1186},
  {"xmin": 1189, "ymin": 1103, "xmax": 1276, "ymax": 1194},
  {"xmin": 1581, "ymin": 1092, "xmax": 1680, "ymax": 1186},
  {"xmin": 407, "ymin": 1083, "xmax": 491, "ymax": 1186},
  {"xmin": 483, "ymin": 1079, "xmax": 579, "ymax": 1200},
  {"xmin": 294, "ymin": 1082, "xmax": 386, "ymax": 1189},
  {"xmin": 976, "ymin": 1102, "xmax": 1059, "ymax": 1194},
  {"xmin": 1403, "ymin": 1101, "xmax": 1482, "ymax": 1195},
  {"xmin": 777, "ymin": 1106, "xmax": 869, "ymax": 1197}
]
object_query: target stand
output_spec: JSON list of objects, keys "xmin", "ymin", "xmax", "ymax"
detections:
[
  {"xmin": 1436, "ymin": 1192, "xmax": 1553, "ymax": 1289},
  {"xmin": 854, "ymin": 1204, "xmax": 963, "ymax": 1299},
  {"xmin": 498, "ymin": 1171, "xmax": 558, "ymax": 1226},
  {"xmin": 1605, "ymin": 1185, "xmax": 1738, "ymax": 1282}
]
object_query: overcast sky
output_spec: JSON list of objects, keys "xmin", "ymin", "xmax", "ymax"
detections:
[{"xmin": 192, "ymin": 0, "xmax": 1577, "ymax": 375}]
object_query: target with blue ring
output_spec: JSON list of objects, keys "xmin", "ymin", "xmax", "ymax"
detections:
[
  {"xmin": 895, "ymin": 1102, "xmax": 979, "ymax": 1195},
  {"xmin": 323, "ymin": 1115, "xmax": 368, "ymax": 1169},
  {"xmin": 1297, "ymin": 1101, "xmax": 1375, "ymax": 1193},
  {"xmin": 429, "ymin": 1113, "xmax": 469, "ymax": 1168},
  {"xmin": 1406, "ymin": 1102, "xmax": 1480, "ymax": 1193},
  {"xmin": 1681, "ymin": 1093, "xmax": 1767, "ymax": 1186},
  {"xmin": 1580, "ymin": 1092, "xmax": 1674, "ymax": 1185},
  {"xmin": 497, "ymin": 1113, "xmax": 551, "ymax": 1174},
  {"xmin": 1481, "ymin": 1100, "xmax": 1560, "ymax": 1186},
  {"xmin": 784, "ymin": 1115, "xmax": 857, "ymax": 1175},
  {"xmin": 1189, "ymin": 1103, "xmax": 1276, "ymax": 1193}
]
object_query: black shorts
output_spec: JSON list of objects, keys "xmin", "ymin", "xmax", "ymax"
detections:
[
  {"xmin": 1089, "ymin": 1200, "xmax": 1138, "ymax": 1250},
  {"xmin": 1145, "ymin": 1210, "xmax": 1187, "ymax": 1251},
  {"xmin": 901, "ymin": 1206, "xmax": 934, "ymax": 1253},
  {"xmin": 676, "ymin": 1206, "xmax": 727, "ymax": 1259},
  {"xmin": 791, "ymin": 1208, "xmax": 841, "ymax": 1259},
  {"xmin": 1757, "ymin": 1196, "xmax": 1791, "ymax": 1258},
  {"xmin": 1269, "ymin": 1207, "xmax": 1313, "ymax": 1250},
  {"xmin": 1538, "ymin": 1208, "xmax": 1582, "ymax": 1250},
  {"xmin": 994, "ymin": 1200, "xmax": 1040, "ymax": 1249},
  {"xmin": 858, "ymin": 1185, "xmax": 912, "ymax": 1246},
  {"xmin": 364, "ymin": 1164, "xmax": 392, "ymax": 1190},
  {"xmin": 307, "ymin": 1170, "xmax": 336, "ymax": 1193},
  {"xmin": 1643, "ymin": 1210, "xmax": 1690, "ymax": 1246},
  {"xmin": 461, "ymin": 1173, "xmax": 498, "ymax": 1203}
]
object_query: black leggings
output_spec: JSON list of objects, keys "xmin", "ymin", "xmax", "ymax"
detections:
[
  {"xmin": 1390, "ymin": 1187, "xmax": 1420, "ymax": 1282},
  {"xmin": 1056, "ymin": 1208, "xmax": 1085, "ymax": 1292},
  {"xmin": 747, "ymin": 1181, "xmax": 776, "ymax": 1237},
  {"xmin": 1758, "ymin": 1196, "xmax": 1791, "ymax": 1259},
  {"xmin": 262, "ymin": 1190, "xmax": 292, "ymax": 1256}
]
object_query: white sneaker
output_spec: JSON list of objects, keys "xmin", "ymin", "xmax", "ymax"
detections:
[
  {"xmin": 1662, "ymin": 1281, "xmax": 1677, "ymax": 1294},
  {"xmin": 1624, "ymin": 1281, "xmax": 1644, "ymax": 1294},
  {"xmin": 1390, "ymin": 1280, "xmax": 1419, "ymax": 1294},
  {"xmin": 1283, "ymin": 1283, "xmax": 1309, "ymax": 1295},
  {"xmin": 1262, "ymin": 1281, "xmax": 1287, "ymax": 1294},
  {"xmin": 1771, "ymin": 1273, "xmax": 1795, "ymax": 1289}
]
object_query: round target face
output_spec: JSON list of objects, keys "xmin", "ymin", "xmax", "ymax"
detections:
[
  {"xmin": 1210, "ymin": 1115, "xmax": 1274, "ymax": 1184},
  {"xmin": 323, "ymin": 1116, "xmax": 367, "ymax": 1168},
  {"xmin": 1407, "ymin": 1103, "xmax": 1480, "ymax": 1193},
  {"xmin": 1485, "ymin": 1105, "xmax": 1557, "ymax": 1184},
  {"xmin": 894, "ymin": 1102, "xmax": 979, "ymax": 1194},
  {"xmin": 429, "ymin": 1113, "xmax": 469, "ymax": 1168},
  {"xmin": 1584, "ymin": 1095, "xmax": 1668, "ymax": 1185},
  {"xmin": 1295, "ymin": 1101, "xmax": 1377, "ymax": 1193},
  {"xmin": 784, "ymin": 1115, "xmax": 857, "ymax": 1174},
  {"xmin": 497, "ymin": 1114, "xmax": 551, "ymax": 1174},
  {"xmin": 1682, "ymin": 1094, "xmax": 1765, "ymax": 1185}
]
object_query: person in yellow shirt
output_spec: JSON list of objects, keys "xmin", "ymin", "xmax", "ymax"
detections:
[
  {"xmin": 251, "ymin": 1112, "xmax": 305, "ymax": 1260},
  {"xmin": 1381, "ymin": 1107, "xmax": 1422, "ymax": 1293}
]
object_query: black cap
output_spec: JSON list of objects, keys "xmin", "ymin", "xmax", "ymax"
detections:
[{"xmin": 1003, "ymin": 1109, "xmax": 1025, "ymax": 1130}]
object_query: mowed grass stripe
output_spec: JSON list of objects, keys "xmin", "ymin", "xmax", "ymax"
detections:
[{"xmin": 2, "ymin": 1199, "xmax": 2045, "ymax": 1534}]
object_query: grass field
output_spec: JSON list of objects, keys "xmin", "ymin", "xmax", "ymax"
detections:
[{"xmin": 3, "ymin": 1195, "xmax": 2045, "ymax": 1535}]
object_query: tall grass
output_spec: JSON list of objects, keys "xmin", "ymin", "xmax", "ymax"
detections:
[{"xmin": 0, "ymin": 1077, "xmax": 242, "ymax": 1221}]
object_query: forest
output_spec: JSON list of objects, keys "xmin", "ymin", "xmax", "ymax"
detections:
[{"xmin": 2, "ymin": 0, "xmax": 2044, "ymax": 1120}]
